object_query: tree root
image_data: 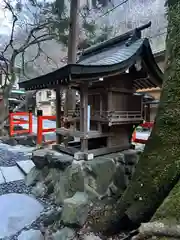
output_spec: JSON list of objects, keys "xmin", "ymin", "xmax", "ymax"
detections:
[{"xmin": 133, "ymin": 222, "xmax": 180, "ymax": 240}]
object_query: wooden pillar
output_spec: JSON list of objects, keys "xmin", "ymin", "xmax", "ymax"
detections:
[
  {"xmin": 80, "ymin": 83, "xmax": 88, "ymax": 152},
  {"xmin": 108, "ymin": 91, "xmax": 113, "ymax": 111},
  {"xmin": 107, "ymin": 91, "xmax": 113, "ymax": 147},
  {"xmin": 56, "ymin": 87, "xmax": 62, "ymax": 144},
  {"xmin": 98, "ymin": 94, "xmax": 103, "ymax": 132},
  {"xmin": 144, "ymin": 104, "xmax": 150, "ymax": 122},
  {"xmin": 147, "ymin": 103, "xmax": 150, "ymax": 122}
]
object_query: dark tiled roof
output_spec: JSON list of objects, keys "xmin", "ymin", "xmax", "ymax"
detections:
[
  {"xmin": 78, "ymin": 39, "xmax": 144, "ymax": 66},
  {"xmin": 19, "ymin": 22, "xmax": 163, "ymax": 91}
]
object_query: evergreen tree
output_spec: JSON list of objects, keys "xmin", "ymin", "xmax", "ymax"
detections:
[{"xmin": 25, "ymin": 0, "xmax": 113, "ymax": 51}]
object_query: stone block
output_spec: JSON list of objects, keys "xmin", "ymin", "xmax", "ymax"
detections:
[
  {"xmin": 84, "ymin": 153, "xmax": 94, "ymax": 160},
  {"xmin": 53, "ymin": 163, "xmax": 84, "ymax": 204},
  {"xmin": 83, "ymin": 157, "xmax": 116, "ymax": 194},
  {"xmin": 74, "ymin": 152, "xmax": 85, "ymax": 160},
  {"xmin": 16, "ymin": 160, "xmax": 35, "ymax": 175},
  {"xmin": 61, "ymin": 192, "xmax": 89, "ymax": 226},
  {"xmin": 0, "ymin": 166, "xmax": 24, "ymax": 183},
  {"xmin": 52, "ymin": 227, "xmax": 75, "ymax": 240}
]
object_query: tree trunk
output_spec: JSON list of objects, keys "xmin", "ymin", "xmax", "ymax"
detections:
[
  {"xmin": 133, "ymin": 181, "xmax": 180, "ymax": 240},
  {"xmin": 152, "ymin": 180, "xmax": 180, "ymax": 224},
  {"xmin": 90, "ymin": 1, "xmax": 180, "ymax": 235}
]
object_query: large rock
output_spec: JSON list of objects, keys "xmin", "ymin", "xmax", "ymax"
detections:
[
  {"xmin": 113, "ymin": 163, "xmax": 129, "ymax": 190},
  {"xmin": 53, "ymin": 163, "xmax": 84, "ymax": 204},
  {"xmin": 52, "ymin": 227, "xmax": 75, "ymax": 240},
  {"xmin": 18, "ymin": 229, "xmax": 43, "ymax": 240},
  {"xmin": 15, "ymin": 135, "xmax": 36, "ymax": 147},
  {"xmin": 83, "ymin": 157, "xmax": 116, "ymax": 195},
  {"xmin": 25, "ymin": 167, "xmax": 42, "ymax": 186},
  {"xmin": 46, "ymin": 152, "xmax": 73, "ymax": 170},
  {"xmin": 32, "ymin": 149, "xmax": 50, "ymax": 169},
  {"xmin": 61, "ymin": 192, "xmax": 89, "ymax": 226},
  {"xmin": 122, "ymin": 149, "xmax": 139, "ymax": 165},
  {"xmin": 25, "ymin": 166, "xmax": 48, "ymax": 186},
  {"xmin": 40, "ymin": 206, "xmax": 62, "ymax": 227},
  {"xmin": 32, "ymin": 149, "xmax": 73, "ymax": 170},
  {"xmin": 2, "ymin": 138, "xmax": 17, "ymax": 146}
]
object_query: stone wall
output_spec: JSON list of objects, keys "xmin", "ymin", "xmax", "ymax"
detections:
[{"xmin": 26, "ymin": 148, "xmax": 139, "ymax": 239}]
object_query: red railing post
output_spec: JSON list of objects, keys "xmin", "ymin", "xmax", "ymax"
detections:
[
  {"xmin": 37, "ymin": 110, "xmax": 43, "ymax": 145},
  {"xmin": 28, "ymin": 109, "xmax": 33, "ymax": 134},
  {"xmin": 36, "ymin": 112, "xmax": 56, "ymax": 145},
  {"xmin": 9, "ymin": 110, "xmax": 14, "ymax": 137}
]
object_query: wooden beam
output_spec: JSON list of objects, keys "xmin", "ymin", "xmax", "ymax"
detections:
[
  {"xmin": 52, "ymin": 144, "xmax": 78, "ymax": 156},
  {"xmin": 98, "ymin": 94, "xmax": 103, "ymax": 132},
  {"xmin": 88, "ymin": 144, "xmax": 130, "ymax": 157},
  {"xmin": 56, "ymin": 128, "xmax": 113, "ymax": 139}
]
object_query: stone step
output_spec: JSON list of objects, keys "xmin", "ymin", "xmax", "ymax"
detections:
[
  {"xmin": 16, "ymin": 160, "xmax": 35, "ymax": 176},
  {"xmin": 0, "ymin": 166, "xmax": 25, "ymax": 183}
]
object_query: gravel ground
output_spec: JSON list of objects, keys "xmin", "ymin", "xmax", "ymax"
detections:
[
  {"xmin": 0, "ymin": 143, "xmax": 34, "ymax": 167},
  {"xmin": 0, "ymin": 180, "xmax": 31, "ymax": 196}
]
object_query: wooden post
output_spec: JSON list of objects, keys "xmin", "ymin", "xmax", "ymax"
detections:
[
  {"xmin": 56, "ymin": 87, "xmax": 62, "ymax": 144},
  {"xmin": 147, "ymin": 103, "xmax": 150, "ymax": 122},
  {"xmin": 108, "ymin": 91, "xmax": 113, "ymax": 111},
  {"xmin": 28, "ymin": 108, "xmax": 33, "ymax": 134},
  {"xmin": 80, "ymin": 84, "xmax": 88, "ymax": 152},
  {"xmin": 64, "ymin": 0, "xmax": 80, "ymax": 120},
  {"xmin": 9, "ymin": 109, "xmax": 13, "ymax": 137},
  {"xmin": 98, "ymin": 94, "xmax": 103, "ymax": 132},
  {"xmin": 37, "ymin": 110, "xmax": 43, "ymax": 145},
  {"xmin": 107, "ymin": 91, "xmax": 113, "ymax": 147},
  {"xmin": 144, "ymin": 104, "xmax": 150, "ymax": 122}
]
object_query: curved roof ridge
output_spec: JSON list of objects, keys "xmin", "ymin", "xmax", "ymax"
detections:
[{"xmin": 78, "ymin": 22, "xmax": 151, "ymax": 62}]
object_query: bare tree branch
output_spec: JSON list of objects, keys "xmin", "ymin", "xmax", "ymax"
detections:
[{"xmin": 3, "ymin": 0, "xmax": 18, "ymax": 52}]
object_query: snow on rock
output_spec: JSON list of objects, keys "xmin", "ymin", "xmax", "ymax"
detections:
[{"xmin": 0, "ymin": 193, "xmax": 43, "ymax": 238}]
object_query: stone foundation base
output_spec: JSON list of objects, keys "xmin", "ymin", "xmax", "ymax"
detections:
[{"xmin": 26, "ymin": 148, "xmax": 139, "ymax": 238}]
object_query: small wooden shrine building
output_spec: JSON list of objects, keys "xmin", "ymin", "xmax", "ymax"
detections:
[{"xmin": 19, "ymin": 22, "xmax": 163, "ymax": 158}]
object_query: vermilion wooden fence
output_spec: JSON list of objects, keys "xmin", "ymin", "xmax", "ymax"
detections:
[
  {"xmin": 9, "ymin": 110, "xmax": 33, "ymax": 136},
  {"xmin": 37, "ymin": 110, "xmax": 56, "ymax": 145}
]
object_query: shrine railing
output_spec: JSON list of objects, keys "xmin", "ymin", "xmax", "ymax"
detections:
[
  {"xmin": 68, "ymin": 110, "xmax": 142, "ymax": 121},
  {"xmin": 9, "ymin": 110, "xmax": 33, "ymax": 136},
  {"xmin": 37, "ymin": 110, "xmax": 56, "ymax": 145}
]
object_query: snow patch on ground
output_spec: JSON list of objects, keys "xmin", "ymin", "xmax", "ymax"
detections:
[{"xmin": 0, "ymin": 193, "xmax": 43, "ymax": 238}]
